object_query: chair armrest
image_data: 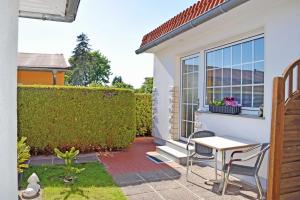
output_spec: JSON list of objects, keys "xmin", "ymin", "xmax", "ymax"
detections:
[
  {"xmin": 229, "ymin": 144, "xmax": 269, "ymax": 165},
  {"xmin": 240, "ymin": 145, "xmax": 269, "ymax": 162},
  {"xmin": 229, "ymin": 153, "xmax": 259, "ymax": 166},
  {"xmin": 228, "ymin": 158, "xmax": 242, "ymax": 166},
  {"xmin": 230, "ymin": 144, "xmax": 262, "ymax": 159},
  {"xmin": 186, "ymin": 132, "xmax": 196, "ymax": 151}
]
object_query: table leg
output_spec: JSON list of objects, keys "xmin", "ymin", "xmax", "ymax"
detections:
[
  {"xmin": 218, "ymin": 150, "xmax": 226, "ymax": 193},
  {"xmin": 204, "ymin": 148, "xmax": 218, "ymax": 184},
  {"xmin": 214, "ymin": 149, "xmax": 218, "ymax": 181}
]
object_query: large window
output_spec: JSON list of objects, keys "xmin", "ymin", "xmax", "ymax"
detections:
[{"xmin": 205, "ymin": 36, "xmax": 264, "ymax": 108}]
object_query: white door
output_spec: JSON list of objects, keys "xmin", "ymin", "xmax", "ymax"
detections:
[{"xmin": 180, "ymin": 56, "xmax": 199, "ymax": 140}]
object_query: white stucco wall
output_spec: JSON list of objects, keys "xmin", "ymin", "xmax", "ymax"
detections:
[
  {"xmin": 0, "ymin": 0, "xmax": 18, "ymax": 198},
  {"xmin": 151, "ymin": 0, "xmax": 300, "ymax": 186}
]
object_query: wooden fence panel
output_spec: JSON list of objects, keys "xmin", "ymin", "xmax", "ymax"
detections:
[{"xmin": 267, "ymin": 60, "xmax": 300, "ymax": 200}]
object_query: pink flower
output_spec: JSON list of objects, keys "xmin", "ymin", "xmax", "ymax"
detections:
[{"xmin": 224, "ymin": 96, "xmax": 238, "ymax": 107}]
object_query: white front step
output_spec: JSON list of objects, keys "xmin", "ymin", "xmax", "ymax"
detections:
[
  {"xmin": 156, "ymin": 145, "xmax": 188, "ymax": 165},
  {"xmin": 166, "ymin": 140, "xmax": 194, "ymax": 154}
]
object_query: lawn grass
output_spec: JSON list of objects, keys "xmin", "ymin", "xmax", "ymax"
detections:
[{"xmin": 21, "ymin": 162, "xmax": 127, "ymax": 200}]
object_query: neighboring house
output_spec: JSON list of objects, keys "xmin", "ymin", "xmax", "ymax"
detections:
[
  {"xmin": 0, "ymin": 0, "xmax": 80, "ymax": 198},
  {"xmin": 18, "ymin": 53, "xmax": 69, "ymax": 85},
  {"xmin": 136, "ymin": 0, "xmax": 300, "ymax": 188}
]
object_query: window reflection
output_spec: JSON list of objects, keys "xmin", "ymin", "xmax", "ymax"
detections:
[
  {"xmin": 254, "ymin": 62, "xmax": 264, "ymax": 84},
  {"xmin": 205, "ymin": 37, "xmax": 264, "ymax": 108},
  {"xmin": 181, "ymin": 56, "xmax": 199, "ymax": 138}
]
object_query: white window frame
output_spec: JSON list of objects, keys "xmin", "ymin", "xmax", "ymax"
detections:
[
  {"xmin": 179, "ymin": 53, "xmax": 200, "ymax": 141},
  {"xmin": 203, "ymin": 34, "xmax": 264, "ymax": 112}
]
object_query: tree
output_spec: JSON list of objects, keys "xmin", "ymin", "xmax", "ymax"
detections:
[
  {"xmin": 111, "ymin": 75, "xmax": 134, "ymax": 89},
  {"xmin": 112, "ymin": 76, "xmax": 123, "ymax": 85},
  {"xmin": 66, "ymin": 33, "xmax": 91, "ymax": 86},
  {"xmin": 66, "ymin": 33, "xmax": 111, "ymax": 86},
  {"xmin": 88, "ymin": 51, "xmax": 111, "ymax": 85},
  {"xmin": 137, "ymin": 77, "xmax": 153, "ymax": 93}
]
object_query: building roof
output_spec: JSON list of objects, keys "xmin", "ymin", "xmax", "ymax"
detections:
[
  {"xmin": 19, "ymin": 0, "xmax": 81, "ymax": 22},
  {"xmin": 18, "ymin": 53, "xmax": 69, "ymax": 70},
  {"xmin": 139, "ymin": 0, "xmax": 225, "ymax": 48}
]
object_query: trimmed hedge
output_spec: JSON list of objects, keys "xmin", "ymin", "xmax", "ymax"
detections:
[
  {"xmin": 135, "ymin": 93, "xmax": 152, "ymax": 136},
  {"xmin": 17, "ymin": 86, "xmax": 136, "ymax": 154}
]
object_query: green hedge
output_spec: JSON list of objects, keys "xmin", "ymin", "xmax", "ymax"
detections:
[
  {"xmin": 135, "ymin": 93, "xmax": 152, "ymax": 136},
  {"xmin": 17, "ymin": 86, "xmax": 136, "ymax": 154}
]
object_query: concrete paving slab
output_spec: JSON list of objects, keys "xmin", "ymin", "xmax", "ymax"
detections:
[
  {"xmin": 29, "ymin": 158, "xmax": 52, "ymax": 166},
  {"xmin": 161, "ymin": 168, "xmax": 181, "ymax": 178},
  {"xmin": 138, "ymin": 170, "xmax": 170, "ymax": 182},
  {"xmin": 121, "ymin": 183, "xmax": 153, "ymax": 196},
  {"xmin": 149, "ymin": 180, "xmax": 181, "ymax": 191},
  {"xmin": 76, "ymin": 154, "xmax": 98, "ymax": 163},
  {"xmin": 159, "ymin": 187, "xmax": 201, "ymax": 200},
  {"xmin": 29, "ymin": 153, "xmax": 99, "ymax": 166},
  {"xmin": 29, "ymin": 155, "xmax": 53, "ymax": 161},
  {"xmin": 52, "ymin": 157, "xmax": 65, "ymax": 165},
  {"xmin": 114, "ymin": 173, "xmax": 145, "ymax": 186},
  {"xmin": 127, "ymin": 191, "xmax": 163, "ymax": 200}
]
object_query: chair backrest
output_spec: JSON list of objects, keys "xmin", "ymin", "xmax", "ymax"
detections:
[
  {"xmin": 193, "ymin": 130, "xmax": 215, "ymax": 155},
  {"xmin": 254, "ymin": 143, "xmax": 270, "ymax": 171}
]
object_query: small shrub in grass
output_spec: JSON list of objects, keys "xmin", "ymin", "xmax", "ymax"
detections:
[
  {"xmin": 135, "ymin": 93, "xmax": 152, "ymax": 136},
  {"xmin": 18, "ymin": 85, "xmax": 136, "ymax": 154},
  {"xmin": 54, "ymin": 147, "xmax": 84, "ymax": 183}
]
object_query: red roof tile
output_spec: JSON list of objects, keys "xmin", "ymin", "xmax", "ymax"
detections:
[{"xmin": 140, "ymin": 0, "xmax": 225, "ymax": 48}]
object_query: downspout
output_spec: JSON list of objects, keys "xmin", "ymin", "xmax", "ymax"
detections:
[
  {"xmin": 52, "ymin": 70, "xmax": 57, "ymax": 85},
  {"xmin": 135, "ymin": 0, "xmax": 250, "ymax": 54}
]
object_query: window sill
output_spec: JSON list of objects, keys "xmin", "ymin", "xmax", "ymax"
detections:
[{"xmin": 196, "ymin": 110, "xmax": 265, "ymax": 120}]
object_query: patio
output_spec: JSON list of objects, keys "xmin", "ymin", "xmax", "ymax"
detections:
[{"xmin": 99, "ymin": 137, "xmax": 260, "ymax": 200}]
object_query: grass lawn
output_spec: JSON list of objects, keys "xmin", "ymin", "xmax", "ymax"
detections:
[{"xmin": 21, "ymin": 162, "xmax": 127, "ymax": 200}]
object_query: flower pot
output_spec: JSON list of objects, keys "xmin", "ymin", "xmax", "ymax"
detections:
[{"xmin": 209, "ymin": 105, "xmax": 241, "ymax": 115}]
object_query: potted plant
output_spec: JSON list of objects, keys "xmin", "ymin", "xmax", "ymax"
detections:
[
  {"xmin": 17, "ymin": 137, "xmax": 31, "ymax": 186},
  {"xmin": 209, "ymin": 97, "xmax": 241, "ymax": 115}
]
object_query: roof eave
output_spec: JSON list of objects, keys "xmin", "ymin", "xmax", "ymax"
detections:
[
  {"xmin": 135, "ymin": 0, "xmax": 250, "ymax": 55},
  {"xmin": 18, "ymin": 66, "xmax": 70, "ymax": 71},
  {"xmin": 19, "ymin": 0, "xmax": 81, "ymax": 23}
]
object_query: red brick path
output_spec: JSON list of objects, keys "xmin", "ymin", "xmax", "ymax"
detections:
[{"xmin": 99, "ymin": 137, "xmax": 172, "ymax": 175}]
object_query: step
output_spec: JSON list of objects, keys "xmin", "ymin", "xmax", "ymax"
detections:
[
  {"xmin": 156, "ymin": 145, "xmax": 188, "ymax": 165},
  {"xmin": 146, "ymin": 151, "xmax": 172, "ymax": 164},
  {"xmin": 166, "ymin": 140, "xmax": 194, "ymax": 154}
]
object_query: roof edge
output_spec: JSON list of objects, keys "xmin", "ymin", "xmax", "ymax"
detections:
[
  {"xmin": 135, "ymin": 0, "xmax": 250, "ymax": 54},
  {"xmin": 18, "ymin": 66, "xmax": 70, "ymax": 71},
  {"xmin": 19, "ymin": 0, "xmax": 81, "ymax": 23}
]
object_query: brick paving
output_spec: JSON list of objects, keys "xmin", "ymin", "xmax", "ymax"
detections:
[
  {"xmin": 99, "ymin": 137, "xmax": 260, "ymax": 200},
  {"xmin": 99, "ymin": 137, "xmax": 172, "ymax": 175}
]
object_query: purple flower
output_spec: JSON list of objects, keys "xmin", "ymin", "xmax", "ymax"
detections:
[{"xmin": 224, "ymin": 96, "xmax": 238, "ymax": 107}]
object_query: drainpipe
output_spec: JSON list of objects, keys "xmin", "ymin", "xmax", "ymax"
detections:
[
  {"xmin": 52, "ymin": 70, "xmax": 57, "ymax": 85},
  {"xmin": 135, "ymin": 0, "xmax": 250, "ymax": 54}
]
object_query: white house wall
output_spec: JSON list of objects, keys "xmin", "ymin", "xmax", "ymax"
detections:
[
  {"xmin": 153, "ymin": 52, "xmax": 177, "ymax": 141},
  {"xmin": 0, "ymin": 0, "xmax": 18, "ymax": 198},
  {"xmin": 152, "ymin": 0, "xmax": 300, "ymax": 186}
]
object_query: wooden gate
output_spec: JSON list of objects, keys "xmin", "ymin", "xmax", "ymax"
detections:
[{"xmin": 267, "ymin": 59, "xmax": 300, "ymax": 200}]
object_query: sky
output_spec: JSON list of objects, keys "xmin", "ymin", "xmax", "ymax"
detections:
[{"xmin": 18, "ymin": 0, "xmax": 197, "ymax": 88}]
